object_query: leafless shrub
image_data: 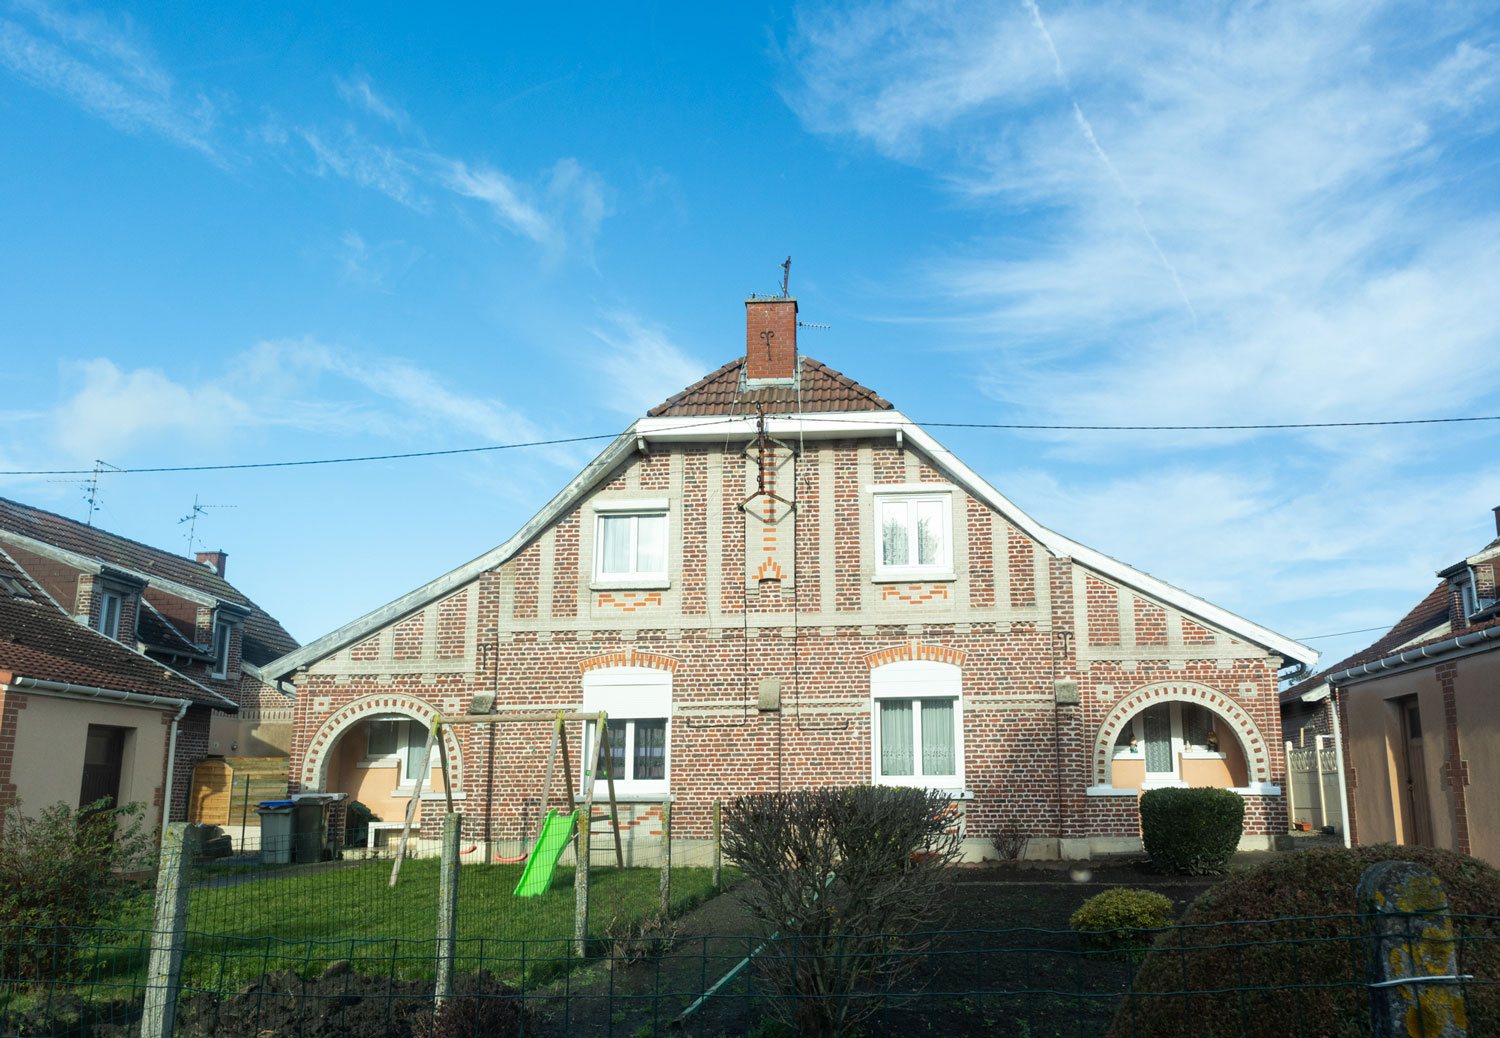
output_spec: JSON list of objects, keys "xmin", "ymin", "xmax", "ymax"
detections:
[
  {"xmin": 991, "ymin": 817, "xmax": 1031, "ymax": 861},
  {"xmin": 600, "ymin": 889, "xmax": 679, "ymax": 970},
  {"xmin": 721, "ymin": 786, "xmax": 962, "ymax": 1037}
]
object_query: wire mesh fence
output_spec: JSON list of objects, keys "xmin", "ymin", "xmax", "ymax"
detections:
[{"xmin": 2, "ymin": 912, "xmax": 1498, "ymax": 1037}]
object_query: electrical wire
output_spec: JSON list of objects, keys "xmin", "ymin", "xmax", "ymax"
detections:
[{"xmin": 4, "ymin": 412, "xmax": 1495, "ymax": 477}]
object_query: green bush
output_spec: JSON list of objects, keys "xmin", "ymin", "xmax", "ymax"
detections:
[
  {"xmin": 1069, "ymin": 887, "xmax": 1174, "ymax": 955},
  {"xmin": 1139, "ymin": 787, "xmax": 1244, "ymax": 875},
  {"xmin": 1107, "ymin": 844, "xmax": 1500, "ymax": 1038},
  {"xmin": 0, "ymin": 798, "xmax": 155, "ymax": 981}
]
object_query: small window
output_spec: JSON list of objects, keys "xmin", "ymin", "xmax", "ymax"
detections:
[
  {"xmin": 591, "ymin": 718, "xmax": 669, "ymax": 785},
  {"xmin": 96, "ymin": 592, "xmax": 122, "ymax": 641},
  {"xmin": 594, "ymin": 511, "xmax": 668, "ymax": 583},
  {"xmin": 366, "ymin": 717, "xmax": 432, "ymax": 788},
  {"xmin": 873, "ymin": 492, "xmax": 952, "ymax": 578},
  {"xmin": 211, "ymin": 620, "xmax": 232, "ymax": 678}
]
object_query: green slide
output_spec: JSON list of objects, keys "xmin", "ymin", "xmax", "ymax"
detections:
[{"xmin": 513, "ymin": 808, "xmax": 578, "ymax": 897}]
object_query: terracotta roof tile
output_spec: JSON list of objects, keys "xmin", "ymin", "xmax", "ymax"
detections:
[
  {"xmin": 0, "ymin": 496, "xmax": 297, "ymax": 665},
  {"xmin": 0, "ymin": 547, "xmax": 225, "ymax": 707},
  {"xmin": 648, "ymin": 356, "xmax": 893, "ymax": 417},
  {"xmin": 1281, "ymin": 583, "xmax": 1451, "ymax": 703}
]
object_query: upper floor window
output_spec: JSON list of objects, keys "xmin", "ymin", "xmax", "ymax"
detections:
[
  {"xmin": 211, "ymin": 619, "xmax": 232, "ymax": 678},
  {"xmin": 870, "ymin": 660, "xmax": 963, "ymax": 789},
  {"xmin": 873, "ymin": 488, "xmax": 953, "ymax": 580},
  {"xmin": 96, "ymin": 592, "xmax": 122, "ymax": 641},
  {"xmin": 593, "ymin": 499, "xmax": 669, "ymax": 586}
]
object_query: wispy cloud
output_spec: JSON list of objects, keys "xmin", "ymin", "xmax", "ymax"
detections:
[
  {"xmin": 0, "ymin": 0, "xmax": 219, "ymax": 158},
  {"xmin": 587, "ymin": 312, "xmax": 705, "ymax": 416},
  {"xmin": 335, "ymin": 72, "xmax": 410, "ymax": 131}
]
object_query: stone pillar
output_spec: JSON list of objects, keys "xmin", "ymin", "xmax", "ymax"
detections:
[
  {"xmin": 1357, "ymin": 860, "xmax": 1468, "ymax": 1038},
  {"xmin": 141, "ymin": 823, "xmax": 200, "ymax": 1038},
  {"xmin": 434, "ymin": 813, "xmax": 461, "ymax": 1006}
]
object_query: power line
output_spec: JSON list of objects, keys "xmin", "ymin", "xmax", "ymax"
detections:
[
  {"xmin": 1, "ymin": 411, "xmax": 1495, "ymax": 478},
  {"xmin": 1292, "ymin": 625, "xmax": 1391, "ymax": 642}
]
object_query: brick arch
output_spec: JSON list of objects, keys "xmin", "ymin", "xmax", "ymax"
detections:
[
  {"xmin": 1091, "ymin": 682, "xmax": 1269, "ymax": 787},
  {"xmin": 300, "ymin": 693, "xmax": 465, "ymax": 792},
  {"xmin": 578, "ymin": 647, "xmax": 681, "ymax": 674},
  {"xmin": 861, "ymin": 639, "xmax": 968, "ymax": 669}
]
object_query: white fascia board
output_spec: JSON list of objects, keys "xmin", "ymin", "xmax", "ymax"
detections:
[
  {"xmin": 640, "ymin": 412, "xmax": 1318, "ymax": 666},
  {"xmin": 0, "ymin": 531, "xmax": 223, "ymax": 609},
  {"xmin": 260, "ymin": 428, "xmax": 642, "ymax": 680}
]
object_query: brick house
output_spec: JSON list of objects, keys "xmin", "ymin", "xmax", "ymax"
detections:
[
  {"xmin": 0, "ymin": 497, "xmax": 299, "ymax": 824},
  {"xmin": 262, "ymin": 296, "xmax": 1315, "ymax": 860},
  {"xmin": 1317, "ymin": 508, "xmax": 1500, "ymax": 864}
]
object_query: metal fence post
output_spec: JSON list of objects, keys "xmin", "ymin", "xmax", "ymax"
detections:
[
  {"xmin": 712, "ymin": 799, "xmax": 721, "ymax": 891},
  {"xmin": 1357, "ymin": 860, "xmax": 1468, "ymax": 1037},
  {"xmin": 435, "ymin": 813, "xmax": 461, "ymax": 1006},
  {"xmin": 659, "ymin": 801, "xmax": 671, "ymax": 917},
  {"xmin": 141, "ymin": 822, "xmax": 199, "ymax": 1038},
  {"xmin": 575, "ymin": 818, "xmax": 590, "ymax": 959}
]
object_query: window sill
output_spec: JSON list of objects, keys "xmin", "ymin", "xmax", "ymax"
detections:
[
  {"xmin": 590, "ymin": 578, "xmax": 671, "ymax": 591},
  {"xmin": 356, "ymin": 759, "xmax": 399, "ymax": 770},
  {"xmin": 871, "ymin": 571, "xmax": 956, "ymax": 584},
  {"xmin": 1086, "ymin": 785, "xmax": 1141, "ymax": 797},
  {"xmin": 584, "ymin": 789, "xmax": 672, "ymax": 803},
  {"xmin": 875, "ymin": 777, "xmax": 965, "ymax": 792},
  {"xmin": 390, "ymin": 788, "xmax": 466, "ymax": 802},
  {"xmin": 1181, "ymin": 751, "xmax": 1227, "ymax": 760}
]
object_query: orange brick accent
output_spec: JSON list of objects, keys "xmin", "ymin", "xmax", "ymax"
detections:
[
  {"xmin": 862, "ymin": 639, "xmax": 968, "ymax": 669},
  {"xmin": 577, "ymin": 647, "xmax": 681, "ymax": 674},
  {"xmin": 596, "ymin": 591, "xmax": 664, "ymax": 611},
  {"xmin": 878, "ymin": 583, "xmax": 950, "ymax": 604}
]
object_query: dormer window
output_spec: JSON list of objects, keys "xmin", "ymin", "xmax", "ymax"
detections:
[
  {"xmin": 211, "ymin": 619, "xmax": 232, "ymax": 678},
  {"xmin": 96, "ymin": 592, "xmax": 122, "ymax": 641}
]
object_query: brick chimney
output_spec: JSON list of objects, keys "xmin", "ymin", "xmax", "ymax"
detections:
[
  {"xmin": 745, "ymin": 296, "xmax": 798, "ymax": 381},
  {"xmin": 197, "ymin": 550, "xmax": 227, "ymax": 577},
  {"xmin": 1493, "ymin": 505, "xmax": 1500, "ymax": 537}
]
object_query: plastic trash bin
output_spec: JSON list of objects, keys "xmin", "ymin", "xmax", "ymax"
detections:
[{"xmin": 256, "ymin": 801, "xmax": 295, "ymax": 864}]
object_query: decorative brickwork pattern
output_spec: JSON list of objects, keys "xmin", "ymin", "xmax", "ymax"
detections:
[
  {"xmin": 513, "ymin": 543, "xmax": 539, "ymax": 620},
  {"xmin": 1436, "ymin": 661, "xmax": 1471, "ymax": 855},
  {"xmin": 967, "ymin": 501, "xmax": 994, "ymax": 609},
  {"xmin": 578, "ymin": 648, "xmax": 681, "ymax": 674},
  {"xmin": 1092, "ymin": 682, "xmax": 1272, "ymax": 786},
  {"xmin": 392, "ymin": 613, "xmax": 424, "ymax": 659},
  {"xmin": 862, "ymin": 640, "xmax": 968, "ymax": 669},
  {"xmin": 879, "ymin": 584, "xmax": 950, "ymax": 604},
  {"xmin": 596, "ymin": 591, "xmax": 663, "ymax": 611},
  {"xmin": 1182, "ymin": 618, "xmax": 1214, "ymax": 645},
  {"xmin": 834, "ymin": 446, "xmax": 860, "ymax": 612},
  {"xmin": 1008, "ymin": 527, "xmax": 1036, "ymax": 608},
  {"xmin": 682, "ymin": 450, "xmax": 708, "ymax": 616},
  {"xmin": 436, "ymin": 591, "xmax": 468, "ymax": 659},
  {"xmin": 1134, "ymin": 598, "xmax": 1167, "ymax": 646},
  {"xmin": 551, "ymin": 513, "xmax": 579, "ymax": 619},
  {"xmin": 1086, "ymin": 576, "xmax": 1120, "ymax": 647}
]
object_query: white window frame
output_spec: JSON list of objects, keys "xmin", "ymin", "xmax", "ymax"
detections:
[
  {"xmin": 582, "ymin": 666, "xmax": 671, "ymax": 797},
  {"xmin": 870, "ymin": 486, "xmax": 955, "ymax": 582},
  {"xmin": 210, "ymin": 619, "xmax": 233, "ymax": 679},
  {"xmin": 360, "ymin": 715, "xmax": 434, "ymax": 795},
  {"xmin": 96, "ymin": 591, "xmax": 122, "ymax": 641},
  {"xmin": 1111, "ymin": 702, "xmax": 1227, "ymax": 789},
  {"xmin": 591, "ymin": 498, "xmax": 670, "ymax": 589},
  {"xmin": 870, "ymin": 660, "xmax": 964, "ymax": 789}
]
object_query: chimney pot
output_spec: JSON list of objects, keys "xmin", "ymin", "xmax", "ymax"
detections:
[
  {"xmin": 197, "ymin": 550, "xmax": 228, "ymax": 578},
  {"xmin": 744, "ymin": 296, "xmax": 798, "ymax": 382}
]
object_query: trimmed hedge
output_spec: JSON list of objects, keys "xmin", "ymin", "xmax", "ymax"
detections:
[
  {"xmin": 1069, "ymin": 888, "xmax": 1174, "ymax": 956},
  {"xmin": 1107, "ymin": 844, "xmax": 1500, "ymax": 1038},
  {"xmin": 1139, "ymin": 787, "xmax": 1244, "ymax": 875}
]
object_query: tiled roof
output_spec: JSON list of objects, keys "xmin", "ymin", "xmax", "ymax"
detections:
[
  {"xmin": 0, "ymin": 547, "xmax": 226, "ymax": 707},
  {"xmin": 1281, "ymin": 583, "xmax": 1451, "ymax": 703},
  {"xmin": 136, "ymin": 599, "xmax": 204, "ymax": 658},
  {"xmin": 0, "ymin": 496, "xmax": 297, "ymax": 666},
  {"xmin": 647, "ymin": 356, "xmax": 893, "ymax": 417}
]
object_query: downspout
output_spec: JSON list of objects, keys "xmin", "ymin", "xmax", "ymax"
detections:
[{"xmin": 163, "ymin": 699, "xmax": 191, "ymax": 834}]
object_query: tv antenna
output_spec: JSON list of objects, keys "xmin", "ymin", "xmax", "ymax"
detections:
[
  {"xmin": 178, "ymin": 494, "xmax": 236, "ymax": 556},
  {"xmin": 779, "ymin": 256, "xmax": 791, "ymax": 297},
  {"xmin": 60, "ymin": 460, "xmax": 124, "ymax": 525}
]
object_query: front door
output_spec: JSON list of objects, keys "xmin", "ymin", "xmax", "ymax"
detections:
[
  {"xmin": 79, "ymin": 725, "xmax": 126, "ymax": 810},
  {"xmin": 1398, "ymin": 698, "xmax": 1432, "ymax": 846}
]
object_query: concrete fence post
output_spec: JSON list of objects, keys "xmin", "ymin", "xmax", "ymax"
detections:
[
  {"xmin": 659, "ymin": 801, "xmax": 671, "ymax": 917},
  {"xmin": 712, "ymin": 799, "xmax": 721, "ymax": 891},
  {"xmin": 141, "ymin": 822, "xmax": 199, "ymax": 1038},
  {"xmin": 434, "ymin": 813, "xmax": 462, "ymax": 1007},
  {"xmin": 1357, "ymin": 860, "xmax": 1469, "ymax": 1038},
  {"xmin": 574, "ymin": 819, "xmax": 590, "ymax": 959}
]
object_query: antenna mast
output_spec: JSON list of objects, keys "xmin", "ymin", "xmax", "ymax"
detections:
[
  {"xmin": 178, "ymin": 494, "xmax": 236, "ymax": 556},
  {"xmin": 780, "ymin": 256, "xmax": 791, "ymax": 297}
]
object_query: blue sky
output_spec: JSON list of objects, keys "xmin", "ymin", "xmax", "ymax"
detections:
[{"xmin": 3, "ymin": 0, "xmax": 1498, "ymax": 673}]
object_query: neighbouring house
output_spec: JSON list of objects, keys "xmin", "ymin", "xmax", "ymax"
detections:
[
  {"xmin": 260, "ymin": 293, "xmax": 1316, "ymax": 861},
  {"xmin": 1322, "ymin": 507, "xmax": 1500, "ymax": 864},
  {"xmin": 0, "ymin": 545, "xmax": 233, "ymax": 833},
  {"xmin": 0, "ymin": 497, "xmax": 299, "ymax": 824}
]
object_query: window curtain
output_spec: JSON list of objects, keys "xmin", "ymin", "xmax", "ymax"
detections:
[
  {"xmin": 635, "ymin": 514, "xmax": 666, "ymax": 574},
  {"xmin": 633, "ymin": 720, "xmax": 666, "ymax": 780},
  {"xmin": 921, "ymin": 699, "xmax": 955, "ymax": 776},
  {"xmin": 916, "ymin": 499, "xmax": 944, "ymax": 566},
  {"xmin": 1143, "ymin": 705, "xmax": 1172, "ymax": 773},
  {"xmin": 1183, "ymin": 705, "xmax": 1211, "ymax": 749},
  {"xmin": 404, "ymin": 722, "xmax": 429, "ymax": 784},
  {"xmin": 881, "ymin": 503, "xmax": 909, "ymax": 566},
  {"xmin": 600, "ymin": 516, "xmax": 632, "ymax": 573},
  {"xmin": 880, "ymin": 700, "xmax": 914, "ymax": 776}
]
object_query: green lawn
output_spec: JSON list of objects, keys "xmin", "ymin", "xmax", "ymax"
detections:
[{"xmin": 36, "ymin": 859, "xmax": 730, "ymax": 1004}]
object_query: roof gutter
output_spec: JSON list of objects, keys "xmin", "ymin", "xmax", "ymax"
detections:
[
  {"xmin": 3, "ymin": 675, "xmax": 195, "ymax": 712},
  {"xmin": 1325, "ymin": 624, "xmax": 1500, "ymax": 687}
]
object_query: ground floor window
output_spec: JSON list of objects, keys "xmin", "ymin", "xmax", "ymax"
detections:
[
  {"xmin": 365, "ymin": 716, "xmax": 431, "ymax": 789},
  {"xmin": 582, "ymin": 666, "xmax": 672, "ymax": 796},
  {"xmin": 596, "ymin": 717, "xmax": 668, "ymax": 783},
  {"xmin": 1113, "ymin": 702, "xmax": 1225, "ymax": 787},
  {"xmin": 871, "ymin": 659, "xmax": 964, "ymax": 788}
]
